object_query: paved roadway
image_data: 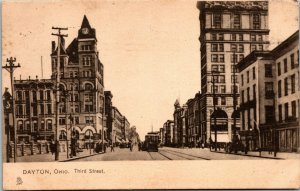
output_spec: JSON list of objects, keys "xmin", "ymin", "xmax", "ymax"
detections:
[{"xmin": 74, "ymin": 146, "xmax": 274, "ymax": 162}]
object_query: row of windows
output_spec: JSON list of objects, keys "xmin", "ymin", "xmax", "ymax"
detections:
[
  {"xmin": 81, "ymin": 45, "xmax": 93, "ymax": 51},
  {"xmin": 17, "ymin": 120, "xmax": 53, "ymax": 131},
  {"xmin": 241, "ymin": 84, "xmax": 257, "ymax": 104},
  {"xmin": 277, "ymin": 51, "xmax": 299, "ymax": 76},
  {"xmin": 241, "ymin": 67, "xmax": 256, "ymax": 85},
  {"xmin": 211, "ymin": 85, "xmax": 238, "ymax": 94},
  {"xmin": 250, "ymin": 44, "xmax": 264, "ymax": 52},
  {"xmin": 212, "ymin": 64, "xmax": 239, "ymax": 74},
  {"xmin": 208, "ymin": 54, "xmax": 244, "ymax": 65},
  {"xmin": 59, "ymin": 83, "xmax": 94, "ymax": 91},
  {"xmin": 16, "ymin": 90, "xmax": 52, "ymax": 102},
  {"xmin": 278, "ymin": 101, "xmax": 298, "ymax": 122},
  {"xmin": 82, "ymin": 56, "xmax": 93, "ymax": 66},
  {"xmin": 212, "ymin": 13, "xmax": 261, "ymax": 29},
  {"xmin": 278, "ymin": 74, "xmax": 297, "ymax": 98},
  {"xmin": 211, "ymin": 33, "xmax": 264, "ymax": 42},
  {"xmin": 16, "ymin": 104, "xmax": 52, "ymax": 116}
]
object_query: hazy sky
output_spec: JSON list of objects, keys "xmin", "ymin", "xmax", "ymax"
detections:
[{"xmin": 2, "ymin": 0, "xmax": 299, "ymax": 138}]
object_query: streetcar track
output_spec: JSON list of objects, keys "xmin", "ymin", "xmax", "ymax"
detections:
[
  {"xmin": 162, "ymin": 149, "xmax": 211, "ymax": 160},
  {"xmin": 159, "ymin": 150, "xmax": 193, "ymax": 160},
  {"xmin": 147, "ymin": 151, "xmax": 172, "ymax": 160},
  {"xmin": 147, "ymin": 151, "xmax": 154, "ymax": 160}
]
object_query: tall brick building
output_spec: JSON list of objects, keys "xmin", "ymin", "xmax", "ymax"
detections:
[{"xmin": 197, "ymin": 1, "xmax": 269, "ymax": 144}]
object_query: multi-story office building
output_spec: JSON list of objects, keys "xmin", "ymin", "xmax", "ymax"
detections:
[
  {"xmin": 122, "ymin": 116, "xmax": 130, "ymax": 141},
  {"xmin": 50, "ymin": 15, "xmax": 106, "ymax": 148},
  {"xmin": 186, "ymin": 92, "xmax": 201, "ymax": 147},
  {"xmin": 237, "ymin": 31, "xmax": 299, "ymax": 152},
  {"xmin": 14, "ymin": 79, "xmax": 55, "ymax": 143},
  {"xmin": 111, "ymin": 106, "xmax": 123, "ymax": 145},
  {"xmin": 197, "ymin": 1, "xmax": 269, "ymax": 144}
]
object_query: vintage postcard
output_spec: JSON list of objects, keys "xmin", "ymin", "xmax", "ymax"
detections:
[{"xmin": 2, "ymin": 0, "xmax": 300, "ymax": 190}]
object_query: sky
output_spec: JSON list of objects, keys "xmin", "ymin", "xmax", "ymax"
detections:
[{"xmin": 2, "ymin": 0, "xmax": 299, "ymax": 139}]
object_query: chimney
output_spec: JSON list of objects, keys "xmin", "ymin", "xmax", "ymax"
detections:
[{"xmin": 52, "ymin": 41, "xmax": 56, "ymax": 53}]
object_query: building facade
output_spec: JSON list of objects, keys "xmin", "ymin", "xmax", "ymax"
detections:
[
  {"xmin": 197, "ymin": 1, "xmax": 269, "ymax": 144},
  {"xmin": 237, "ymin": 31, "xmax": 299, "ymax": 152}
]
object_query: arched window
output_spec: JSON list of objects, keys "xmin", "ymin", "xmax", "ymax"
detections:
[
  {"xmin": 25, "ymin": 121, "xmax": 30, "ymax": 131},
  {"xmin": 17, "ymin": 120, "xmax": 23, "ymax": 131},
  {"xmin": 85, "ymin": 83, "xmax": 93, "ymax": 91},
  {"xmin": 85, "ymin": 130, "xmax": 94, "ymax": 140},
  {"xmin": 47, "ymin": 119, "xmax": 52, "ymax": 131},
  {"xmin": 59, "ymin": 130, "xmax": 67, "ymax": 140},
  {"xmin": 59, "ymin": 84, "xmax": 65, "ymax": 91}
]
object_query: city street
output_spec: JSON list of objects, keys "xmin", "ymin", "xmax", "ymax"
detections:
[{"xmin": 73, "ymin": 146, "xmax": 282, "ymax": 162}]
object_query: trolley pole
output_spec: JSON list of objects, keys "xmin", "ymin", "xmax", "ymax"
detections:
[
  {"xmin": 2, "ymin": 57, "xmax": 21, "ymax": 163},
  {"xmin": 51, "ymin": 27, "xmax": 68, "ymax": 161}
]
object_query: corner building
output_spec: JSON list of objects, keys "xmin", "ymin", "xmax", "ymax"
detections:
[
  {"xmin": 197, "ymin": 1, "xmax": 269, "ymax": 144},
  {"xmin": 51, "ymin": 15, "xmax": 106, "ymax": 148}
]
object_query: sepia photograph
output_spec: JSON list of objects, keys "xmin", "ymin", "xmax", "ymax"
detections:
[{"xmin": 2, "ymin": 0, "xmax": 300, "ymax": 189}]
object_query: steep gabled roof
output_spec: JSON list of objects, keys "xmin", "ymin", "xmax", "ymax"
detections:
[
  {"xmin": 51, "ymin": 36, "xmax": 68, "ymax": 56},
  {"xmin": 66, "ymin": 38, "xmax": 79, "ymax": 63},
  {"xmin": 78, "ymin": 15, "xmax": 96, "ymax": 40}
]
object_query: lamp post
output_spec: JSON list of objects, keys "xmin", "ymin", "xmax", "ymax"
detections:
[{"xmin": 2, "ymin": 57, "xmax": 21, "ymax": 163}]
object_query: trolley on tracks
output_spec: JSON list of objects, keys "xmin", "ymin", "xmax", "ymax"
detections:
[{"xmin": 143, "ymin": 133, "xmax": 159, "ymax": 152}]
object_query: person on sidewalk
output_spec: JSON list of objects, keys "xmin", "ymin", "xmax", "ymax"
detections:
[{"xmin": 110, "ymin": 144, "xmax": 114, "ymax": 152}]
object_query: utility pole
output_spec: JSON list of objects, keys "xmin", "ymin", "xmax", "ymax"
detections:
[
  {"xmin": 2, "ymin": 57, "xmax": 21, "ymax": 163},
  {"xmin": 212, "ymin": 71, "xmax": 218, "ymax": 152},
  {"xmin": 51, "ymin": 27, "xmax": 68, "ymax": 161},
  {"xmin": 233, "ymin": 51, "xmax": 237, "ymax": 138}
]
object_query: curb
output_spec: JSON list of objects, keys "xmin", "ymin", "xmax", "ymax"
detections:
[
  {"xmin": 211, "ymin": 151, "xmax": 284, "ymax": 160},
  {"xmin": 59, "ymin": 152, "xmax": 104, "ymax": 162}
]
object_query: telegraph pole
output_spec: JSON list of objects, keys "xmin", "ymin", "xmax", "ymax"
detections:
[
  {"xmin": 3, "ymin": 57, "xmax": 21, "ymax": 162},
  {"xmin": 233, "ymin": 51, "xmax": 237, "ymax": 137},
  {"xmin": 212, "ymin": 72, "xmax": 217, "ymax": 152},
  {"xmin": 51, "ymin": 27, "xmax": 68, "ymax": 161}
]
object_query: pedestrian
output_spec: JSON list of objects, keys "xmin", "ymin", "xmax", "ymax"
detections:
[
  {"xmin": 50, "ymin": 140, "xmax": 55, "ymax": 155},
  {"xmin": 110, "ymin": 144, "xmax": 114, "ymax": 152},
  {"xmin": 138, "ymin": 142, "xmax": 141, "ymax": 151}
]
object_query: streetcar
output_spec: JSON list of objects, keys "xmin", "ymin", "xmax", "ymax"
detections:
[{"xmin": 143, "ymin": 133, "xmax": 159, "ymax": 152}]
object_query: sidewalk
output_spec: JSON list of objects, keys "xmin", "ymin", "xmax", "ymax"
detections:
[
  {"xmin": 11, "ymin": 149, "xmax": 104, "ymax": 163},
  {"xmin": 211, "ymin": 149, "xmax": 300, "ymax": 159}
]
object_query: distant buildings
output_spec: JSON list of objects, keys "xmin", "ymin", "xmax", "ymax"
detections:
[{"xmin": 237, "ymin": 30, "xmax": 299, "ymax": 152}]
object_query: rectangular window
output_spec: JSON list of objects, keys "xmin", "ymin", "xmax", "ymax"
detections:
[
  {"xmin": 238, "ymin": 44, "xmax": 244, "ymax": 53},
  {"xmin": 291, "ymin": 74, "xmax": 295, "ymax": 94},
  {"xmin": 252, "ymin": 67, "xmax": 256, "ymax": 80},
  {"xmin": 284, "ymin": 58, "xmax": 287, "ymax": 72},
  {"xmin": 247, "ymin": 71, "xmax": 249, "ymax": 83},
  {"xmin": 284, "ymin": 103, "xmax": 289, "ymax": 120},
  {"xmin": 278, "ymin": 80, "xmax": 282, "ymax": 98},
  {"xmin": 277, "ymin": 62, "xmax": 281, "ymax": 76},
  {"xmin": 219, "ymin": 44, "xmax": 224, "ymax": 52},
  {"xmin": 284, "ymin": 77, "xmax": 289, "ymax": 96},
  {"xmin": 213, "ymin": 13, "xmax": 222, "ymax": 28},
  {"xmin": 257, "ymin": 35, "xmax": 263, "ymax": 41},
  {"xmin": 231, "ymin": 54, "xmax": 238, "ymax": 63},
  {"xmin": 292, "ymin": 101, "xmax": 296, "ymax": 117},
  {"xmin": 221, "ymin": 97, "xmax": 226, "ymax": 105},
  {"xmin": 231, "ymin": 65, "xmax": 237, "ymax": 73},
  {"xmin": 231, "ymin": 34, "xmax": 236, "ymax": 41},
  {"xmin": 211, "ymin": 44, "xmax": 218, "ymax": 52},
  {"xmin": 258, "ymin": 45, "xmax": 263, "ymax": 51},
  {"xmin": 291, "ymin": 53, "xmax": 295, "ymax": 69},
  {"xmin": 265, "ymin": 106, "xmax": 274, "ymax": 123},
  {"xmin": 213, "ymin": 97, "xmax": 218, "ymax": 105},
  {"xmin": 250, "ymin": 44, "xmax": 256, "ymax": 52},
  {"xmin": 211, "ymin": 33, "xmax": 217, "ymax": 40},
  {"xmin": 212, "ymin": 65, "xmax": 218, "ymax": 72},
  {"xmin": 247, "ymin": 87, "xmax": 250, "ymax": 102},
  {"xmin": 219, "ymin": 75, "xmax": 225, "ymax": 83},
  {"xmin": 74, "ymin": 71, "xmax": 78, "ymax": 78},
  {"xmin": 250, "ymin": 34, "xmax": 256, "ymax": 41},
  {"xmin": 219, "ymin": 54, "xmax": 224, "ymax": 62},
  {"xmin": 231, "ymin": 44, "xmax": 237, "ymax": 52},
  {"xmin": 265, "ymin": 82, "xmax": 274, "ymax": 99},
  {"xmin": 219, "ymin": 65, "xmax": 225, "ymax": 73},
  {"xmin": 85, "ymin": 116, "xmax": 94, "ymax": 124},
  {"xmin": 265, "ymin": 64, "xmax": 273, "ymax": 77},
  {"xmin": 220, "ymin": 85, "xmax": 226, "ymax": 93},
  {"xmin": 17, "ymin": 105, "xmax": 23, "ymax": 115},
  {"xmin": 232, "ymin": 85, "xmax": 238, "ymax": 94},
  {"xmin": 212, "ymin": 85, "xmax": 218, "ymax": 93},
  {"xmin": 40, "ymin": 104, "xmax": 44, "ymax": 115},
  {"xmin": 278, "ymin": 105, "xmax": 282, "ymax": 122},
  {"xmin": 59, "ymin": 117, "xmax": 66, "ymax": 125},
  {"xmin": 239, "ymin": 54, "xmax": 244, "ymax": 62},
  {"xmin": 47, "ymin": 104, "xmax": 52, "ymax": 114},
  {"xmin": 218, "ymin": 34, "xmax": 224, "ymax": 41},
  {"xmin": 233, "ymin": 14, "xmax": 240, "ymax": 29},
  {"xmin": 253, "ymin": 14, "xmax": 260, "ymax": 29},
  {"xmin": 212, "ymin": 54, "xmax": 218, "ymax": 62},
  {"xmin": 74, "ymin": 116, "xmax": 79, "ymax": 124},
  {"xmin": 241, "ymin": 74, "xmax": 244, "ymax": 85},
  {"xmin": 75, "ymin": 105, "xmax": 79, "ymax": 113},
  {"xmin": 238, "ymin": 34, "xmax": 243, "ymax": 41},
  {"xmin": 253, "ymin": 84, "xmax": 256, "ymax": 100},
  {"xmin": 85, "ymin": 104, "xmax": 93, "ymax": 112}
]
